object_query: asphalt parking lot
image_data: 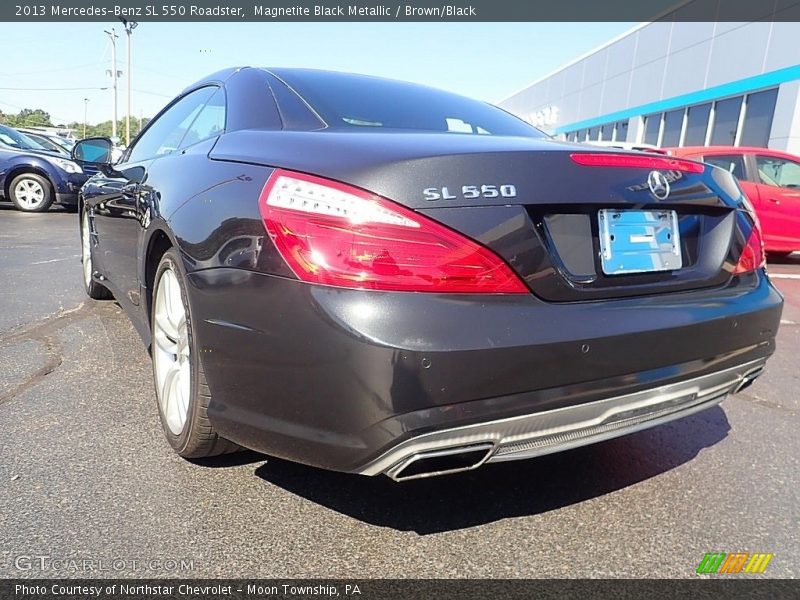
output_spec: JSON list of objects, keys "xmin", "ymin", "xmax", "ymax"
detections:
[{"xmin": 0, "ymin": 206, "xmax": 798, "ymax": 579}]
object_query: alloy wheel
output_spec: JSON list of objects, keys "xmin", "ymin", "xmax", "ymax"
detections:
[
  {"xmin": 14, "ymin": 178, "xmax": 46, "ymax": 210},
  {"xmin": 152, "ymin": 267, "xmax": 191, "ymax": 435}
]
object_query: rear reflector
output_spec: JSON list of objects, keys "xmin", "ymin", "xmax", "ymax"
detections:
[
  {"xmin": 259, "ymin": 169, "xmax": 528, "ymax": 293},
  {"xmin": 733, "ymin": 227, "xmax": 765, "ymax": 275},
  {"xmin": 570, "ymin": 152, "xmax": 705, "ymax": 173}
]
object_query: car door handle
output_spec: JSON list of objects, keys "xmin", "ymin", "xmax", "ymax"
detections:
[{"xmin": 767, "ymin": 198, "xmax": 781, "ymax": 204}]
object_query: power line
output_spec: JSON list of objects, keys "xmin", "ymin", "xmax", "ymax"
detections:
[
  {"xmin": 132, "ymin": 88, "xmax": 173, "ymax": 98},
  {"xmin": 0, "ymin": 86, "xmax": 108, "ymax": 91},
  {"xmin": 0, "ymin": 62, "xmax": 107, "ymax": 78}
]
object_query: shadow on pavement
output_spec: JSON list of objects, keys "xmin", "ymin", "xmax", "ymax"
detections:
[
  {"xmin": 251, "ymin": 406, "xmax": 731, "ymax": 534},
  {"xmin": 767, "ymin": 252, "xmax": 800, "ymax": 265},
  {"xmin": 192, "ymin": 450, "xmax": 268, "ymax": 468}
]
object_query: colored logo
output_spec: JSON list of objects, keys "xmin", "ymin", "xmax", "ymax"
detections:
[{"xmin": 697, "ymin": 552, "xmax": 773, "ymax": 574}]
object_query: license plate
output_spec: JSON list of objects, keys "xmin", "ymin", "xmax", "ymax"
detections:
[{"xmin": 598, "ymin": 209, "xmax": 682, "ymax": 275}]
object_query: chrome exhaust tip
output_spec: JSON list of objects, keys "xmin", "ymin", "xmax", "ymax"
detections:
[
  {"xmin": 733, "ymin": 366, "xmax": 766, "ymax": 394},
  {"xmin": 386, "ymin": 443, "xmax": 495, "ymax": 482}
]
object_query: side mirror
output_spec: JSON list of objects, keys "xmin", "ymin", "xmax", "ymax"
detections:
[{"xmin": 72, "ymin": 137, "xmax": 113, "ymax": 165}]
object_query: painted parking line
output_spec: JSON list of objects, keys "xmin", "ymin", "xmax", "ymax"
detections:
[{"xmin": 768, "ymin": 273, "xmax": 800, "ymax": 279}]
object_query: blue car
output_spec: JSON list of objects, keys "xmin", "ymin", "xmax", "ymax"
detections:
[{"xmin": 0, "ymin": 124, "xmax": 89, "ymax": 212}]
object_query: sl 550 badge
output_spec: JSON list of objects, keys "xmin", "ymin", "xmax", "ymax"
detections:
[{"xmin": 423, "ymin": 184, "xmax": 517, "ymax": 201}]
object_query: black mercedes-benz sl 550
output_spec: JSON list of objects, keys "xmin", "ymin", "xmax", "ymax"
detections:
[{"xmin": 74, "ymin": 67, "xmax": 782, "ymax": 481}]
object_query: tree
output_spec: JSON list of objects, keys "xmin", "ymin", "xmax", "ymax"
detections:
[
  {"xmin": 2, "ymin": 108, "xmax": 52, "ymax": 127},
  {"xmin": 1, "ymin": 108, "xmax": 150, "ymax": 144}
]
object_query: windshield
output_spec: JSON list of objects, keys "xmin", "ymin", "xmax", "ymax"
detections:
[
  {"xmin": 0, "ymin": 125, "xmax": 48, "ymax": 151},
  {"xmin": 24, "ymin": 133, "xmax": 67, "ymax": 154},
  {"xmin": 52, "ymin": 136, "xmax": 74, "ymax": 149},
  {"xmin": 269, "ymin": 69, "xmax": 546, "ymax": 138}
]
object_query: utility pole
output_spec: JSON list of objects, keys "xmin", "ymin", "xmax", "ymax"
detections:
[
  {"xmin": 120, "ymin": 18, "xmax": 138, "ymax": 146},
  {"xmin": 83, "ymin": 98, "xmax": 89, "ymax": 138},
  {"xmin": 104, "ymin": 28, "xmax": 119, "ymax": 141}
]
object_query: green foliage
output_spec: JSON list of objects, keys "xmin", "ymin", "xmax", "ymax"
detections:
[
  {"xmin": 0, "ymin": 108, "xmax": 150, "ymax": 143},
  {"xmin": 70, "ymin": 118, "xmax": 151, "ymax": 141},
  {"xmin": 2, "ymin": 108, "xmax": 53, "ymax": 127}
]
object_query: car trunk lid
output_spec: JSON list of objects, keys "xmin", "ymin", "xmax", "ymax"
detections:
[{"xmin": 211, "ymin": 131, "xmax": 744, "ymax": 301}]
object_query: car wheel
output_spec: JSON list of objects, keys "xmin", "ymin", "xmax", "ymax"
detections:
[
  {"xmin": 151, "ymin": 249, "xmax": 239, "ymax": 458},
  {"xmin": 9, "ymin": 173, "xmax": 54, "ymax": 212},
  {"xmin": 80, "ymin": 209, "xmax": 112, "ymax": 300}
]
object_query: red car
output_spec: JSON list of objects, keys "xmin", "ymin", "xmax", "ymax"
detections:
[{"xmin": 667, "ymin": 146, "xmax": 800, "ymax": 256}]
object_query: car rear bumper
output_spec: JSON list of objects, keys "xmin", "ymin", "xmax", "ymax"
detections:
[
  {"xmin": 185, "ymin": 267, "xmax": 782, "ymax": 476},
  {"xmin": 361, "ymin": 357, "xmax": 766, "ymax": 480}
]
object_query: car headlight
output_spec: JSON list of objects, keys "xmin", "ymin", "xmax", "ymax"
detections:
[{"xmin": 51, "ymin": 158, "xmax": 83, "ymax": 174}]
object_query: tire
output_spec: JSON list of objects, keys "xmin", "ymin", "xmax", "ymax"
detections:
[
  {"xmin": 9, "ymin": 172, "xmax": 54, "ymax": 212},
  {"xmin": 151, "ymin": 249, "xmax": 239, "ymax": 458},
  {"xmin": 80, "ymin": 209, "xmax": 112, "ymax": 300}
]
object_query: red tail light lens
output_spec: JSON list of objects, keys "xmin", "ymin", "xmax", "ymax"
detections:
[
  {"xmin": 570, "ymin": 152, "xmax": 705, "ymax": 173},
  {"xmin": 258, "ymin": 170, "xmax": 528, "ymax": 293},
  {"xmin": 733, "ymin": 227, "xmax": 766, "ymax": 275}
]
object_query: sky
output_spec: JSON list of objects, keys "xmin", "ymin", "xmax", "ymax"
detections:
[{"xmin": 0, "ymin": 22, "xmax": 634, "ymax": 126}]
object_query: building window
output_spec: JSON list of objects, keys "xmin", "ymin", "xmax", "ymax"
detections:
[
  {"xmin": 562, "ymin": 85, "xmax": 777, "ymax": 150},
  {"xmin": 643, "ymin": 114, "xmax": 661, "ymax": 145},
  {"xmin": 740, "ymin": 88, "xmax": 778, "ymax": 148},
  {"xmin": 710, "ymin": 96, "xmax": 742, "ymax": 146},
  {"xmin": 661, "ymin": 109, "xmax": 684, "ymax": 147},
  {"xmin": 615, "ymin": 120, "xmax": 629, "ymax": 143},
  {"xmin": 683, "ymin": 103, "xmax": 711, "ymax": 146}
]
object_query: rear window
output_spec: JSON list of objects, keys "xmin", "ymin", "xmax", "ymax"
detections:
[
  {"xmin": 268, "ymin": 69, "xmax": 545, "ymax": 137},
  {"xmin": 702, "ymin": 154, "xmax": 746, "ymax": 180}
]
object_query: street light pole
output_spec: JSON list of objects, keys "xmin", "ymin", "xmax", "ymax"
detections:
[
  {"xmin": 83, "ymin": 98, "xmax": 89, "ymax": 138},
  {"xmin": 104, "ymin": 28, "xmax": 119, "ymax": 141},
  {"xmin": 120, "ymin": 18, "xmax": 138, "ymax": 147}
]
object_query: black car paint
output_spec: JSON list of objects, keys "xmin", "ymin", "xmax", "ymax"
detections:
[
  {"xmin": 79, "ymin": 67, "xmax": 783, "ymax": 473},
  {"xmin": 187, "ymin": 269, "xmax": 777, "ymax": 472}
]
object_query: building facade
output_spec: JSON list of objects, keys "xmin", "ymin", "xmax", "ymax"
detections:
[{"xmin": 499, "ymin": 10, "xmax": 800, "ymax": 153}]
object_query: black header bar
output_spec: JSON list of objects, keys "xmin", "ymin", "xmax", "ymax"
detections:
[{"xmin": 4, "ymin": 0, "xmax": 800, "ymax": 22}]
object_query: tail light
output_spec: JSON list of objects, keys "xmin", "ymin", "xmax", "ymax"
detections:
[
  {"xmin": 258, "ymin": 169, "xmax": 528, "ymax": 293},
  {"xmin": 733, "ymin": 191, "xmax": 765, "ymax": 275},
  {"xmin": 570, "ymin": 152, "xmax": 705, "ymax": 173},
  {"xmin": 733, "ymin": 226, "xmax": 766, "ymax": 275}
]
